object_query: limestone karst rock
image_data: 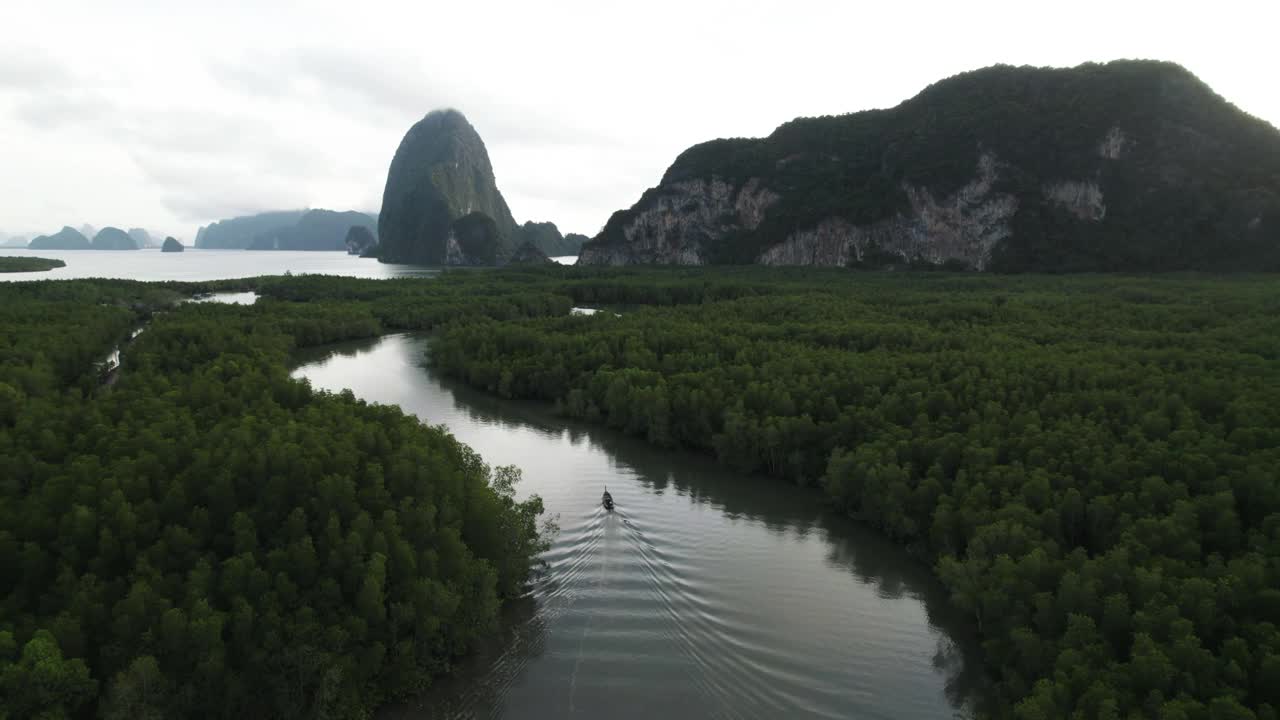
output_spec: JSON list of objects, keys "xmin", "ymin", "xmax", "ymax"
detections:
[{"xmin": 377, "ymin": 110, "xmax": 518, "ymax": 265}]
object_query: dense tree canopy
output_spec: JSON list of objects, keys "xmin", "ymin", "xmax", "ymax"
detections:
[
  {"xmin": 416, "ymin": 267, "xmax": 1279, "ymax": 719},
  {"xmin": 0, "ymin": 257, "xmax": 66, "ymax": 273},
  {"xmin": 5, "ymin": 266, "xmax": 1278, "ymax": 719},
  {"xmin": 0, "ymin": 277, "xmax": 556, "ymax": 718}
]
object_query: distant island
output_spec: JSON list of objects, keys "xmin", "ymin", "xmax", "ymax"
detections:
[
  {"xmin": 91, "ymin": 227, "xmax": 140, "ymax": 250},
  {"xmin": 161, "ymin": 236, "xmax": 184, "ymax": 252},
  {"xmin": 29, "ymin": 226, "xmax": 91, "ymax": 250},
  {"xmin": 21, "ymin": 225, "xmax": 167, "ymax": 250},
  {"xmin": 195, "ymin": 209, "xmax": 378, "ymax": 251},
  {"xmin": 0, "ymin": 257, "xmax": 66, "ymax": 273}
]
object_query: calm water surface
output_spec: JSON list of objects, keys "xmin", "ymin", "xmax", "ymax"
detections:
[
  {"xmin": 292, "ymin": 334, "xmax": 985, "ymax": 720},
  {"xmin": 0, "ymin": 248, "xmax": 442, "ymax": 281}
]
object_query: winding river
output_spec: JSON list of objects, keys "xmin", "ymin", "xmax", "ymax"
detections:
[{"xmin": 291, "ymin": 333, "xmax": 985, "ymax": 720}]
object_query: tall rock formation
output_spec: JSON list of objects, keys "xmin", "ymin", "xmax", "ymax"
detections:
[
  {"xmin": 580, "ymin": 60, "xmax": 1280, "ymax": 272},
  {"xmin": 378, "ymin": 109, "xmax": 518, "ymax": 264},
  {"xmin": 91, "ymin": 227, "xmax": 139, "ymax": 250},
  {"xmin": 161, "ymin": 237, "xmax": 184, "ymax": 252},
  {"xmin": 29, "ymin": 226, "xmax": 91, "ymax": 250}
]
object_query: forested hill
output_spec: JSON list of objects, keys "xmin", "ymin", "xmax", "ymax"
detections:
[{"xmin": 579, "ymin": 60, "xmax": 1280, "ymax": 271}]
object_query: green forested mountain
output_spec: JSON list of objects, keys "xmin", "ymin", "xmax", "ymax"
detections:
[
  {"xmin": 29, "ymin": 227, "xmax": 91, "ymax": 250},
  {"xmin": 90, "ymin": 227, "xmax": 139, "ymax": 250},
  {"xmin": 580, "ymin": 60, "xmax": 1280, "ymax": 271},
  {"xmin": 378, "ymin": 110, "xmax": 519, "ymax": 265},
  {"xmin": 0, "ymin": 277, "xmax": 560, "ymax": 718}
]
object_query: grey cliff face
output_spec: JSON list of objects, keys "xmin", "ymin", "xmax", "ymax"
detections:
[
  {"xmin": 581, "ymin": 155, "xmax": 1020, "ymax": 270},
  {"xmin": 578, "ymin": 178, "xmax": 779, "ymax": 266},
  {"xmin": 760, "ymin": 153, "xmax": 1018, "ymax": 270}
]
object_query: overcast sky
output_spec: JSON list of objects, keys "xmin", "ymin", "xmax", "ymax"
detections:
[{"xmin": 1, "ymin": 0, "xmax": 1277, "ymax": 242}]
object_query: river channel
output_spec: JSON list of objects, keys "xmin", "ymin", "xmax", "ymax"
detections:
[{"xmin": 291, "ymin": 333, "xmax": 985, "ymax": 720}]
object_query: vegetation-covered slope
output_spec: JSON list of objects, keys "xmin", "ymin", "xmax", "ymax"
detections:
[{"xmin": 581, "ymin": 61, "xmax": 1280, "ymax": 271}]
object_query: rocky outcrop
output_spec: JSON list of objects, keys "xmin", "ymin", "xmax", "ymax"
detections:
[
  {"xmin": 507, "ymin": 240, "xmax": 556, "ymax": 265},
  {"xmin": 514, "ymin": 221, "xmax": 587, "ymax": 257},
  {"xmin": 759, "ymin": 153, "xmax": 1017, "ymax": 269},
  {"xmin": 161, "ymin": 237, "xmax": 184, "ymax": 252},
  {"xmin": 579, "ymin": 60, "xmax": 1280, "ymax": 272},
  {"xmin": 578, "ymin": 177, "xmax": 779, "ymax": 265},
  {"xmin": 1098, "ymin": 127, "xmax": 1130, "ymax": 160},
  {"xmin": 378, "ymin": 110, "xmax": 518, "ymax": 265},
  {"xmin": 1043, "ymin": 181, "xmax": 1105, "ymax": 221},
  {"xmin": 91, "ymin": 227, "xmax": 139, "ymax": 250},
  {"xmin": 345, "ymin": 226, "xmax": 377, "ymax": 256},
  {"xmin": 444, "ymin": 212, "xmax": 503, "ymax": 266},
  {"xmin": 29, "ymin": 226, "xmax": 91, "ymax": 250}
]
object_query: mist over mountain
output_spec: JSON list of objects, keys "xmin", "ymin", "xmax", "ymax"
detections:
[
  {"xmin": 245, "ymin": 210, "xmax": 377, "ymax": 251},
  {"xmin": 580, "ymin": 60, "xmax": 1280, "ymax": 272},
  {"xmin": 91, "ymin": 227, "xmax": 139, "ymax": 250},
  {"xmin": 127, "ymin": 228, "xmax": 155, "ymax": 248},
  {"xmin": 195, "ymin": 210, "xmax": 375, "ymax": 251},
  {"xmin": 29, "ymin": 226, "xmax": 91, "ymax": 250}
]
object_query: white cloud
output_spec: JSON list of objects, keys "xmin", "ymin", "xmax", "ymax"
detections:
[{"xmin": 1, "ymin": 0, "xmax": 1277, "ymax": 240}]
